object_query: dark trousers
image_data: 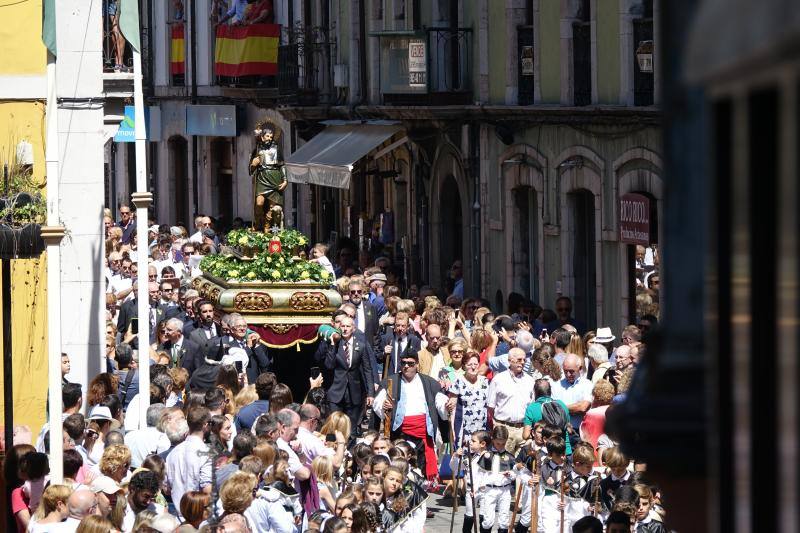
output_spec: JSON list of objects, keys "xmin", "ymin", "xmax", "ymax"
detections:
[{"xmin": 330, "ymin": 395, "xmax": 363, "ymax": 437}]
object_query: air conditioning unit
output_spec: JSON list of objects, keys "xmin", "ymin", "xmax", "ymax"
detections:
[{"xmin": 334, "ymin": 64, "xmax": 348, "ymax": 88}]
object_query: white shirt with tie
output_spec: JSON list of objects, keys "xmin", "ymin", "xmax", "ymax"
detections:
[
  {"xmin": 343, "ymin": 337, "xmax": 354, "ymax": 368},
  {"xmin": 200, "ymin": 323, "xmax": 218, "ymax": 340},
  {"xmin": 393, "ymin": 336, "xmax": 408, "ymax": 373},
  {"xmin": 355, "ymin": 303, "xmax": 366, "ymax": 333}
]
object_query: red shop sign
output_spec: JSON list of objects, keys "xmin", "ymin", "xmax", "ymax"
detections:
[{"xmin": 619, "ymin": 193, "xmax": 650, "ymax": 245}]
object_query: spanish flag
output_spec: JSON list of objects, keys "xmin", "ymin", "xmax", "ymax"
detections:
[
  {"xmin": 171, "ymin": 24, "xmax": 185, "ymax": 75},
  {"xmin": 215, "ymin": 23, "xmax": 279, "ymax": 77}
]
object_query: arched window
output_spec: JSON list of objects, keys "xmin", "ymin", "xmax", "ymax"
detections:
[{"xmin": 567, "ymin": 188, "xmax": 597, "ymax": 327}]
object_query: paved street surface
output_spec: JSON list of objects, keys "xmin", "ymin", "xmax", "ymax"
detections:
[{"xmin": 427, "ymin": 493, "xmax": 467, "ymax": 533}]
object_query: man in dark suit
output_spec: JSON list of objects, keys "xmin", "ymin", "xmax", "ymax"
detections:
[
  {"xmin": 117, "ymin": 282, "xmax": 181, "ymax": 345},
  {"xmin": 319, "ymin": 314, "xmax": 375, "ymax": 435},
  {"xmin": 372, "ymin": 350, "xmax": 449, "ymax": 479},
  {"xmin": 375, "ymin": 311, "xmax": 421, "ymax": 377},
  {"xmin": 161, "ymin": 317, "xmax": 203, "ymax": 376},
  {"xmin": 348, "ymin": 280, "xmax": 379, "ymax": 347},
  {"xmin": 215, "ymin": 313, "xmax": 271, "ymax": 384},
  {"xmin": 187, "ymin": 299, "xmax": 223, "ymax": 348}
]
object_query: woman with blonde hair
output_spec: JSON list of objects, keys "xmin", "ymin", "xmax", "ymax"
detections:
[
  {"xmin": 442, "ymin": 338, "xmax": 469, "ymax": 381},
  {"xmin": 220, "ymin": 471, "xmax": 258, "ymax": 515},
  {"xmin": 335, "ymin": 276, "xmax": 351, "ymax": 300},
  {"xmin": 566, "ymin": 333, "xmax": 586, "ymax": 357},
  {"xmin": 320, "ymin": 411, "xmax": 352, "ymax": 442},
  {"xmin": 99, "ymin": 444, "xmax": 131, "ymax": 483},
  {"xmin": 234, "ymin": 384, "xmax": 258, "ymax": 412},
  {"xmin": 28, "ymin": 484, "xmax": 71, "ymax": 532},
  {"xmin": 312, "ymin": 455, "xmax": 337, "ymax": 511},
  {"xmin": 75, "ymin": 515, "xmax": 114, "ymax": 533}
]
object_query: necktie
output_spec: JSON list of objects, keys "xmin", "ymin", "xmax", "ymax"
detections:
[
  {"xmin": 354, "ymin": 305, "xmax": 361, "ymax": 329},
  {"xmin": 171, "ymin": 345, "xmax": 179, "ymax": 366},
  {"xmin": 344, "ymin": 341, "xmax": 351, "ymax": 368}
]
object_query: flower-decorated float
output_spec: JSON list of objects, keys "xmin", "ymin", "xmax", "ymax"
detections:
[{"xmin": 193, "ymin": 227, "xmax": 341, "ymax": 349}]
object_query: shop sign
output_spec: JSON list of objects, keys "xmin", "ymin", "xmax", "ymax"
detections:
[
  {"xmin": 619, "ymin": 193, "xmax": 650, "ymax": 245},
  {"xmin": 521, "ymin": 45, "xmax": 534, "ymax": 76},
  {"xmin": 408, "ymin": 39, "xmax": 427, "ymax": 87}
]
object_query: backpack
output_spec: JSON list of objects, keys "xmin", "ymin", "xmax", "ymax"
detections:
[{"xmin": 541, "ymin": 399, "xmax": 569, "ymax": 431}]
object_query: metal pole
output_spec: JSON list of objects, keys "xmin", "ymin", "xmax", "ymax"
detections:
[
  {"xmin": 2, "ymin": 254, "xmax": 11, "ymax": 452},
  {"xmin": 44, "ymin": 47, "xmax": 66, "ymax": 482},
  {"xmin": 131, "ymin": 34, "xmax": 153, "ymax": 430}
]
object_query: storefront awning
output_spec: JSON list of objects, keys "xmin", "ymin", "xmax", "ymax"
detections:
[{"xmin": 285, "ymin": 124, "xmax": 403, "ymax": 189}]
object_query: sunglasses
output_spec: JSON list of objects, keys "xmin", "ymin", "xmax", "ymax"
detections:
[
  {"xmin": 400, "ymin": 360, "xmax": 417, "ymax": 367},
  {"xmin": 161, "ymin": 288, "xmax": 174, "ymax": 292},
  {"xmin": 350, "ymin": 290, "xmax": 363, "ymax": 295}
]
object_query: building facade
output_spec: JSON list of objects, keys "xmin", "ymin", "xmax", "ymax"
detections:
[
  {"xmin": 0, "ymin": 0, "xmax": 107, "ymax": 432},
  {"xmin": 114, "ymin": 0, "xmax": 662, "ymax": 332}
]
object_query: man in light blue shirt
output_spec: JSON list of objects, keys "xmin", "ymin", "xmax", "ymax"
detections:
[
  {"xmin": 551, "ymin": 353, "xmax": 593, "ymax": 431},
  {"xmin": 488, "ymin": 330, "xmax": 536, "ymax": 374},
  {"xmin": 218, "ymin": 0, "xmax": 248, "ymax": 24}
]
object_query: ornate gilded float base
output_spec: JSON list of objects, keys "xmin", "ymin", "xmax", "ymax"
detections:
[{"xmin": 193, "ymin": 274, "xmax": 341, "ymax": 326}]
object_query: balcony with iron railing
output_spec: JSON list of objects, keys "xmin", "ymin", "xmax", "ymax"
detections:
[
  {"xmin": 377, "ymin": 27, "xmax": 473, "ymax": 106},
  {"xmin": 102, "ymin": 0, "xmax": 134, "ymax": 96},
  {"xmin": 208, "ymin": 23, "xmax": 335, "ymax": 105}
]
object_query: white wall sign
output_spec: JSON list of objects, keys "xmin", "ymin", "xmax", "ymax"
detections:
[{"xmin": 408, "ymin": 39, "xmax": 427, "ymax": 87}]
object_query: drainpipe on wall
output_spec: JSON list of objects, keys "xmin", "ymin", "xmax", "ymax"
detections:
[
  {"xmin": 470, "ymin": 122, "xmax": 481, "ymax": 297},
  {"xmin": 190, "ymin": 0, "xmax": 199, "ymax": 217}
]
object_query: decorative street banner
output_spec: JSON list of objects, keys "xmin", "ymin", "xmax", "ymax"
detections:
[
  {"xmin": 215, "ymin": 23, "xmax": 280, "ymax": 77},
  {"xmin": 408, "ymin": 38, "xmax": 427, "ymax": 87},
  {"xmin": 619, "ymin": 193, "xmax": 651, "ymax": 245},
  {"xmin": 171, "ymin": 24, "xmax": 185, "ymax": 75}
]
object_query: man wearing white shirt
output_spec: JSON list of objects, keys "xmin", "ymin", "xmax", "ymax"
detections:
[
  {"xmin": 124, "ymin": 403, "xmax": 171, "ymax": 468},
  {"xmin": 487, "ymin": 348, "xmax": 536, "ymax": 454},
  {"xmin": 165, "ymin": 407, "xmax": 212, "ymax": 519},
  {"xmin": 189, "ymin": 215, "xmax": 211, "ymax": 243},
  {"xmin": 373, "ymin": 350, "xmax": 449, "ymax": 479},
  {"xmin": 296, "ymin": 403, "xmax": 346, "ymax": 468},
  {"xmin": 274, "ymin": 409, "xmax": 312, "ymax": 482}
]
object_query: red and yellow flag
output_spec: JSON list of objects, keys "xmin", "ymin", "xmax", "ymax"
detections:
[
  {"xmin": 215, "ymin": 23, "xmax": 279, "ymax": 77},
  {"xmin": 170, "ymin": 24, "xmax": 185, "ymax": 75}
]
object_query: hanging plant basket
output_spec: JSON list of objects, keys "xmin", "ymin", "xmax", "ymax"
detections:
[
  {"xmin": 0, "ymin": 187, "xmax": 47, "ymax": 259},
  {"xmin": 0, "ymin": 222, "xmax": 45, "ymax": 259}
]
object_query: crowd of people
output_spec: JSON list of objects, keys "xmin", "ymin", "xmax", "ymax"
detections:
[{"xmin": 2, "ymin": 208, "xmax": 667, "ymax": 533}]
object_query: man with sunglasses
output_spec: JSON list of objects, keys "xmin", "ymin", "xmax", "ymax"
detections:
[
  {"xmin": 116, "ymin": 204, "xmax": 135, "ymax": 244},
  {"xmin": 372, "ymin": 350, "xmax": 449, "ymax": 479},
  {"xmin": 347, "ymin": 280, "xmax": 379, "ymax": 347},
  {"xmin": 545, "ymin": 296, "xmax": 587, "ymax": 335}
]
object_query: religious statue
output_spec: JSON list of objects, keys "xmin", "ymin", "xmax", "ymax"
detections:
[{"xmin": 250, "ymin": 121, "xmax": 288, "ymax": 231}]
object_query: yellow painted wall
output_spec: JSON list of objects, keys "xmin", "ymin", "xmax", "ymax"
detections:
[
  {"xmin": 0, "ymin": 102, "xmax": 49, "ymax": 438},
  {"xmin": 0, "ymin": 0, "xmax": 46, "ymax": 75}
]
